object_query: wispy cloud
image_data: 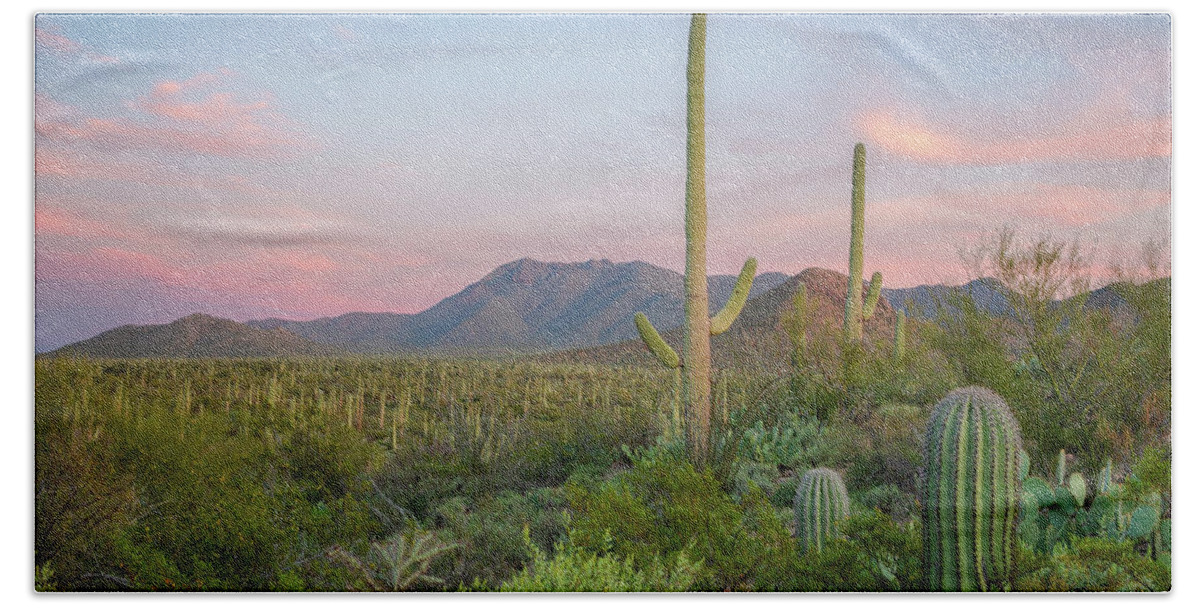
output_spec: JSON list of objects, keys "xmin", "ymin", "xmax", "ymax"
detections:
[
  {"xmin": 856, "ymin": 109, "xmax": 1170, "ymax": 165},
  {"xmin": 35, "ymin": 26, "xmax": 120, "ymax": 64},
  {"xmin": 35, "ymin": 71, "xmax": 313, "ymax": 159},
  {"xmin": 34, "ymin": 207, "xmax": 132, "ymax": 240}
]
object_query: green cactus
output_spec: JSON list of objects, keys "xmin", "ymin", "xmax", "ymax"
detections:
[
  {"xmin": 843, "ymin": 144, "xmax": 885, "ymax": 343},
  {"xmin": 711, "ymin": 258, "xmax": 757, "ymax": 335},
  {"xmin": 922, "ymin": 386, "xmax": 1023, "ymax": 592},
  {"xmin": 892, "ymin": 309, "xmax": 906, "ymax": 362},
  {"xmin": 634, "ymin": 312, "xmax": 679, "ymax": 369},
  {"xmin": 783, "ymin": 283, "xmax": 810, "ymax": 368},
  {"xmin": 632, "ymin": 14, "xmax": 756, "ymax": 466},
  {"xmin": 794, "ymin": 467, "xmax": 851, "ymax": 553},
  {"xmin": 1017, "ymin": 451, "xmax": 1167, "ymax": 554},
  {"xmin": 1097, "ymin": 459, "xmax": 1114, "ymax": 495},
  {"xmin": 863, "ymin": 271, "xmax": 883, "ymax": 319}
]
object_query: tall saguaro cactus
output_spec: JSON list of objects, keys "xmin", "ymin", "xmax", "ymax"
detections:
[
  {"xmin": 923, "ymin": 386, "xmax": 1023, "ymax": 591},
  {"xmin": 632, "ymin": 13, "xmax": 757, "ymax": 467},
  {"xmin": 843, "ymin": 144, "xmax": 884, "ymax": 343}
]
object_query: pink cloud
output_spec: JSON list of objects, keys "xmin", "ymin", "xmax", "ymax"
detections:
[
  {"xmin": 35, "ymin": 27, "xmax": 121, "ymax": 64},
  {"xmin": 870, "ymin": 184, "xmax": 1169, "ymax": 229},
  {"xmin": 857, "ymin": 109, "xmax": 1171, "ymax": 165},
  {"xmin": 35, "ymin": 28, "xmax": 81, "ymax": 54},
  {"xmin": 35, "ymin": 72, "xmax": 311, "ymax": 159},
  {"xmin": 35, "ymin": 207, "xmax": 132, "ymax": 240},
  {"xmin": 36, "ymin": 247, "xmax": 181, "ymax": 286},
  {"xmin": 38, "ymin": 244, "xmax": 405, "ymax": 320}
]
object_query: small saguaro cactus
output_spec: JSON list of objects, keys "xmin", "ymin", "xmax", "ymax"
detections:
[
  {"xmin": 794, "ymin": 467, "xmax": 851, "ymax": 553},
  {"xmin": 922, "ymin": 386, "xmax": 1023, "ymax": 592},
  {"xmin": 632, "ymin": 13, "xmax": 757, "ymax": 467},
  {"xmin": 843, "ymin": 144, "xmax": 885, "ymax": 343},
  {"xmin": 782, "ymin": 283, "xmax": 811, "ymax": 368}
]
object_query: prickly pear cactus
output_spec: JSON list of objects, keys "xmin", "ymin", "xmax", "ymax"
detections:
[
  {"xmin": 922, "ymin": 386, "xmax": 1023, "ymax": 591},
  {"xmin": 794, "ymin": 467, "xmax": 851, "ymax": 554}
]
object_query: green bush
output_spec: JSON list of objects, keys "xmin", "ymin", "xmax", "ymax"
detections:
[
  {"xmin": 565, "ymin": 453, "xmax": 794, "ymax": 590},
  {"xmin": 1016, "ymin": 536, "xmax": 1170, "ymax": 591},
  {"xmin": 792, "ymin": 509, "xmax": 923, "ymax": 591},
  {"xmin": 500, "ymin": 526, "xmax": 703, "ymax": 592},
  {"xmin": 429, "ymin": 489, "xmax": 567, "ymax": 589}
]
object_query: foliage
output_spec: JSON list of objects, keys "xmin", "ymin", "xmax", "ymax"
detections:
[
  {"xmin": 1016, "ymin": 536, "xmax": 1170, "ymax": 592},
  {"xmin": 34, "ymin": 357, "xmax": 667, "ymax": 591},
  {"xmin": 429, "ymin": 489, "xmax": 567, "ymax": 588},
  {"xmin": 792, "ymin": 510, "xmax": 923, "ymax": 591},
  {"xmin": 327, "ymin": 527, "xmax": 459, "ymax": 591},
  {"xmin": 35, "ymin": 563, "xmax": 57, "ymax": 592},
  {"xmin": 565, "ymin": 452, "xmax": 798, "ymax": 590},
  {"xmin": 936, "ymin": 229, "xmax": 1170, "ymax": 468},
  {"xmin": 499, "ymin": 524, "xmax": 703, "ymax": 592}
]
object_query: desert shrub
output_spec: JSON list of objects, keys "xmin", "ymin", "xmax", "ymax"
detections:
[
  {"xmin": 499, "ymin": 526, "xmax": 703, "ymax": 592},
  {"xmin": 1016, "ymin": 536, "xmax": 1170, "ymax": 591},
  {"xmin": 108, "ymin": 419, "xmax": 378, "ymax": 590},
  {"xmin": 854, "ymin": 484, "xmax": 916, "ymax": 522},
  {"xmin": 282, "ymin": 425, "xmax": 383, "ymax": 501},
  {"xmin": 34, "ymin": 415, "xmax": 135, "ymax": 590},
  {"xmin": 806, "ymin": 422, "xmax": 872, "ymax": 472},
  {"xmin": 847, "ymin": 404, "xmax": 924, "ymax": 494},
  {"xmin": 934, "ymin": 230, "xmax": 1171, "ymax": 469},
  {"xmin": 327, "ymin": 526, "xmax": 460, "ymax": 591},
  {"xmin": 565, "ymin": 452, "xmax": 792, "ymax": 590},
  {"xmin": 428, "ymin": 489, "xmax": 567, "ymax": 589},
  {"xmin": 792, "ymin": 509, "xmax": 923, "ymax": 591}
]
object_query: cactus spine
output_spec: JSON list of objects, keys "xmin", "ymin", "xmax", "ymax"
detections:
[
  {"xmin": 794, "ymin": 467, "xmax": 851, "ymax": 553},
  {"xmin": 632, "ymin": 14, "xmax": 756, "ymax": 466},
  {"xmin": 843, "ymin": 144, "xmax": 884, "ymax": 343},
  {"xmin": 923, "ymin": 386, "xmax": 1023, "ymax": 591}
]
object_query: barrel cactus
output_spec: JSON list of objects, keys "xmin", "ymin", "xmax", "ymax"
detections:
[
  {"xmin": 793, "ymin": 467, "xmax": 851, "ymax": 553},
  {"xmin": 922, "ymin": 386, "xmax": 1023, "ymax": 591}
]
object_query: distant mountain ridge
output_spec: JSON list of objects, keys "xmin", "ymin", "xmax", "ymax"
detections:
[
  {"xmin": 49, "ymin": 258, "xmax": 1165, "ymax": 360},
  {"xmin": 881, "ymin": 277, "xmax": 1012, "ymax": 319},
  {"xmin": 49, "ymin": 313, "xmax": 343, "ymax": 359},
  {"xmin": 247, "ymin": 258, "xmax": 788, "ymax": 354}
]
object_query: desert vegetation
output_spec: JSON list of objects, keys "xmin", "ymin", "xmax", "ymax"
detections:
[
  {"xmin": 34, "ymin": 13, "xmax": 1169, "ymax": 592},
  {"xmin": 33, "ymin": 244, "xmax": 1171, "ymax": 591}
]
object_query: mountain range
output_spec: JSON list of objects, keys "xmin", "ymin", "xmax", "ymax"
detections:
[
  {"xmin": 46, "ymin": 258, "xmax": 1165, "ymax": 360},
  {"xmin": 246, "ymin": 258, "xmax": 789, "ymax": 354},
  {"xmin": 49, "ymin": 313, "xmax": 344, "ymax": 359}
]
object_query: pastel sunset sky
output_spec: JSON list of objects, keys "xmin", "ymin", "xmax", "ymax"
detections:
[{"xmin": 34, "ymin": 13, "xmax": 1171, "ymax": 351}]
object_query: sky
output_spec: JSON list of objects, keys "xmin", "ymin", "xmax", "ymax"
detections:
[{"xmin": 33, "ymin": 12, "xmax": 1171, "ymax": 351}]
